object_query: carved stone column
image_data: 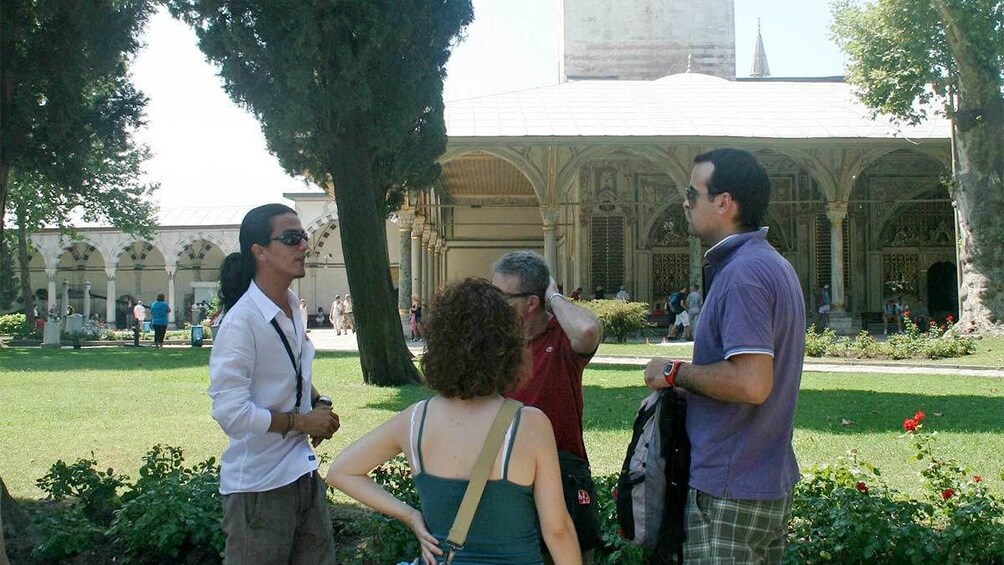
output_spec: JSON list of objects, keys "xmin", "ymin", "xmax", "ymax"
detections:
[
  {"xmin": 83, "ymin": 280, "xmax": 92, "ymax": 320},
  {"xmin": 826, "ymin": 202, "xmax": 848, "ymax": 311},
  {"xmin": 541, "ymin": 206, "xmax": 560, "ymax": 276},
  {"xmin": 826, "ymin": 202, "xmax": 855, "ymax": 334},
  {"xmin": 411, "ymin": 217, "xmax": 424, "ymax": 307},
  {"xmin": 46, "ymin": 270, "xmax": 57, "ymax": 314},
  {"xmin": 105, "ymin": 269, "xmax": 117, "ymax": 327},
  {"xmin": 165, "ymin": 263, "xmax": 178, "ymax": 328},
  {"xmin": 422, "ymin": 228, "xmax": 434, "ymax": 303},
  {"xmin": 62, "ymin": 278, "xmax": 70, "ymax": 321},
  {"xmin": 433, "ymin": 238, "xmax": 443, "ymax": 294}
]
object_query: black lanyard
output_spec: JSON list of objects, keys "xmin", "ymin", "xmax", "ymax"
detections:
[{"xmin": 269, "ymin": 317, "xmax": 303, "ymax": 412}]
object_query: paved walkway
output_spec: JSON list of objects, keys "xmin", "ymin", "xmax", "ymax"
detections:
[{"xmin": 306, "ymin": 329, "xmax": 1004, "ymax": 378}]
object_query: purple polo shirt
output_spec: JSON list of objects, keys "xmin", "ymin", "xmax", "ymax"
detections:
[{"xmin": 689, "ymin": 228, "xmax": 805, "ymax": 500}]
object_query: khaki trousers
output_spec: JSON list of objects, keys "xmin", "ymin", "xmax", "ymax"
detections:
[{"xmin": 222, "ymin": 471, "xmax": 336, "ymax": 565}]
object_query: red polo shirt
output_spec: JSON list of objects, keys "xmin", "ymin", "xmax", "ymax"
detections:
[{"xmin": 506, "ymin": 316, "xmax": 593, "ymax": 460}]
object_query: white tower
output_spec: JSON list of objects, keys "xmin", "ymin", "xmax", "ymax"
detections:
[{"xmin": 559, "ymin": 0, "xmax": 736, "ymax": 81}]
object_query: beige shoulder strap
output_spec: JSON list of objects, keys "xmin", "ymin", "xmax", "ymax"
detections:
[{"xmin": 444, "ymin": 399, "xmax": 522, "ymax": 563}]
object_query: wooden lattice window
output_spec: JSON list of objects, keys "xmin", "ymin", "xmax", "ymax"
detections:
[
  {"xmin": 590, "ymin": 216, "xmax": 625, "ymax": 293},
  {"xmin": 652, "ymin": 253, "xmax": 690, "ymax": 300},
  {"xmin": 815, "ymin": 214, "xmax": 850, "ymax": 292},
  {"xmin": 883, "ymin": 253, "xmax": 919, "ymax": 297}
]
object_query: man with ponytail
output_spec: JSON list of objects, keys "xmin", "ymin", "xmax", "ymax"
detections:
[{"xmin": 209, "ymin": 203, "xmax": 339, "ymax": 563}]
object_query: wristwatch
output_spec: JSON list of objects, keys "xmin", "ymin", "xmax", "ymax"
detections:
[
  {"xmin": 312, "ymin": 395, "xmax": 333, "ymax": 408},
  {"xmin": 663, "ymin": 360, "xmax": 684, "ymax": 388}
]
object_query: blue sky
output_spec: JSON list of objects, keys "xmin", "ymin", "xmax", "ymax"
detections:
[{"xmin": 132, "ymin": 1, "xmax": 848, "ymax": 208}]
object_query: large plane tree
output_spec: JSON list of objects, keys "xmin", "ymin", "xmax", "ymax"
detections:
[
  {"xmin": 832, "ymin": 0, "xmax": 1003, "ymax": 331},
  {"xmin": 169, "ymin": 0, "xmax": 474, "ymax": 385}
]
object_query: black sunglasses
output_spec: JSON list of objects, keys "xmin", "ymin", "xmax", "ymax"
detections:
[{"xmin": 270, "ymin": 230, "xmax": 309, "ymax": 246}]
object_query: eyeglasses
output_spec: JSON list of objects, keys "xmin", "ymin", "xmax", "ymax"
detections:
[
  {"xmin": 686, "ymin": 186, "xmax": 724, "ymax": 204},
  {"xmin": 502, "ymin": 291, "xmax": 535, "ymax": 300},
  {"xmin": 270, "ymin": 231, "xmax": 309, "ymax": 246}
]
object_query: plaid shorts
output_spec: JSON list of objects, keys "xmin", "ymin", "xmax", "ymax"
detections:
[{"xmin": 682, "ymin": 488, "xmax": 793, "ymax": 564}]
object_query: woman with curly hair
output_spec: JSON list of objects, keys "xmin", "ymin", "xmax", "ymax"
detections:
[{"xmin": 327, "ymin": 278, "xmax": 580, "ymax": 565}]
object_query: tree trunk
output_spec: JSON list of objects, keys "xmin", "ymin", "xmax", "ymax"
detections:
[
  {"xmin": 1, "ymin": 476, "xmax": 29, "ymax": 565},
  {"xmin": 933, "ymin": 0, "xmax": 1004, "ymax": 332},
  {"xmin": 15, "ymin": 203, "xmax": 35, "ymax": 326},
  {"xmin": 328, "ymin": 118, "xmax": 421, "ymax": 386}
]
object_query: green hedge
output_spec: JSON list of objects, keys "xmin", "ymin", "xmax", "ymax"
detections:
[{"xmin": 577, "ymin": 299, "xmax": 650, "ymax": 343}]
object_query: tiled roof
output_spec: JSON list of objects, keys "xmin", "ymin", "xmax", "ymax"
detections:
[{"xmin": 445, "ymin": 73, "xmax": 951, "ymax": 140}]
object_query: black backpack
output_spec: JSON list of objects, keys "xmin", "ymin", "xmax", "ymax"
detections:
[
  {"xmin": 669, "ymin": 293, "xmax": 684, "ymax": 315},
  {"xmin": 616, "ymin": 387, "xmax": 690, "ymax": 564}
]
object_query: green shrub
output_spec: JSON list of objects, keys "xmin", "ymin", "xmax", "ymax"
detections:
[
  {"xmin": 785, "ymin": 414, "xmax": 1004, "ymax": 564},
  {"xmin": 579, "ymin": 300, "xmax": 649, "ymax": 343},
  {"xmin": 0, "ymin": 312, "xmax": 38, "ymax": 339},
  {"xmin": 804, "ymin": 321, "xmax": 976, "ymax": 360},
  {"xmin": 804, "ymin": 325, "xmax": 838, "ymax": 357},
  {"xmin": 36, "ymin": 454, "xmax": 128, "ymax": 526},
  {"xmin": 109, "ymin": 446, "xmax": 224, "ymax": 561},
  {"xmin": 32, "ymin": 445, "xmax": 224, "ymax": 564},
  {"xmin": 30, "ymin": 503, "xmax": 105, "ymax": 562}
]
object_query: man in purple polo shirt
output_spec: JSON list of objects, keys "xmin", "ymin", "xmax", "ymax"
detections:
[{"xmin": 643, "ymin": 148, "xmax": 805, "ymax": 563}]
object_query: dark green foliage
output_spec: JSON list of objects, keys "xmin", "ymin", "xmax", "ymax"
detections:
[
  {"xmin": 167, "ymin": 0, "xmax": 473, "ymax": 385},
  {"xmin": 36, "ymin": 454, "xmax": 128, "ymax": 526},
  {"xmin": 109, "ymin": 446, "xmax": 224, "ymax": 561},
  {"xmin": 30, "ymin": 503, "xmax": 106, "ymax": 562},
  {"xmin": 786, "ymin": 429, "xmax": 1004, "ymax": 564},
  {"xmin": 0, "ymin": 0, "xmax": 158, "ymax": 239},
  {"xmin": 579, "ymin": 300, "xmax": 650, "ymax": 343},
  {"xmin": 31, "ymin": 445, "xmax": 224, "ymax": 563},
  {"xmin": 804, "ymin": 318, "xmax": 976, "ymax": 359}
]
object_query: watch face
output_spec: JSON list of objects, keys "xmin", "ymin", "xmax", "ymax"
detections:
[{"xmin": 663, "ymin": 363, "xmax": 674, "ymax": 376}]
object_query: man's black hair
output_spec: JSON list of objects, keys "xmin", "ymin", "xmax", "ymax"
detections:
[{"xmin": 694, "ymin": 148, "xmax": 772, "ymax": 230}]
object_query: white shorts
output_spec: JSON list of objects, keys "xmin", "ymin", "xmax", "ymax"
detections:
[{"xmin": 675, "ymin": 311, "xmax": 691, "ymax": 327}]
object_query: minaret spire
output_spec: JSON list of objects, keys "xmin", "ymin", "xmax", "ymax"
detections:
[{"xmin": 750, "ymin": 18, "xmax": 770, "ymax": 78}]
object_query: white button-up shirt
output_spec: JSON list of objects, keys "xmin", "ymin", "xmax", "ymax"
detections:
[{"xmin": 208, "ymin": 281, "xmax": 318, "ymax": 494}]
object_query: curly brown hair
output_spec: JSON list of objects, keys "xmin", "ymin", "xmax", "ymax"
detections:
[{"xmin": 420, "ymin": 278, "xmax": 527, "ymax": 399}]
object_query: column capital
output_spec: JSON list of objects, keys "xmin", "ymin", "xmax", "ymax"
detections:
[
  {"xmin": 825, "ymin": 201, "xmax": 849, "ymax": 223},
  {"xmin": 540, "ymin": 205, "xmax": 560, "ymax": 227},
  {"xmin": 411, "ymin": 216, "xmax": 425, "ymax": 236},
  {"xmin": 165, "ymin": 262, "xmax": 177, "ymax": 278},
  {"xmin": 397, "ymin": 209, "xmax": 415, "ymax": 227},
  {"xmin": 435, "ymin": 239, "xmax": 444, "ymax": 253},
  {"xmin": 45, "ymin": 269, "xmax": 57, "ymax": 280},
  {"xmin": 427, "ymin": 231, "xmax": 439, "ymax": 246},
  {"xmin": 422, "ymin": 225, "xmax": 433, "ymax": 243}
]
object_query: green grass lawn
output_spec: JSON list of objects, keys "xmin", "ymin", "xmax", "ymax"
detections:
[{"xmin": 1, "ymin": 348, "xmax": 1001, "ymax": 503}]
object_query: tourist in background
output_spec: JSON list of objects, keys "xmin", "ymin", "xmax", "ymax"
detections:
[{"xmin": 150, "ymin": 293, "xmax": 170, "ymax": 348}]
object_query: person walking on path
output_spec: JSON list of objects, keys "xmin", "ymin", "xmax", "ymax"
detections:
[
  {"xmin": 643, "ymin": 148, "xmax": 805, "ymax": 564},
  {"xmin": 492, "ymin": 251, "xmax": 603, "ymax": 561},
  {"xmin": 330, "ymin": 295, "xmax": 344, "ymax": 335},
  {"xmin": 209, "ymin": 203, "xmax": 339, "ymax": 564},
  {"xmin": 150, "ymin": 294, "xmax": 170, "ymax": 348},
  {"xmin": 132, "ymin": 300, "xmax": 146, "ymax": 346},
  {"xmin": 327, "ymin": 279, "xmax": 581, "ymax": 565},
  {"xmin": 343, "ymin": 294, "xmax": 354, "ymax": 333}
]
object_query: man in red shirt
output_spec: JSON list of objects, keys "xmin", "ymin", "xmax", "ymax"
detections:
[{"xmin": 492, "ymin": 251, "xmax": 603, "ymax": 557}]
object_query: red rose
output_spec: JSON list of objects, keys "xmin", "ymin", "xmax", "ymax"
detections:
[
  {"xmin": 946, "ymin": 315, "xmax": 955, "ymax": 324},
  {"xmin": 903, "ymin": 418, "xmax": 918, "ymax": 432},
  {"xmin": 942, "ymin": 488, "xmax": 955, "ymax": 500},
  {"xmin": 855, "ymin": 482, "xmax": 869, "ymax": 493},
  {"xmin": 914, "ymin": 411, "xmax": 925, "ymax": 422},
  {"xmin": 974, "ymin": 476, "xmax": 983, "ymax": 483}
]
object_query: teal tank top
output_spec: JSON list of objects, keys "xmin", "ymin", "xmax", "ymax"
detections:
[{"xmin": 412, "ymin": 400, "xmax": 543, "ymax": 565}]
